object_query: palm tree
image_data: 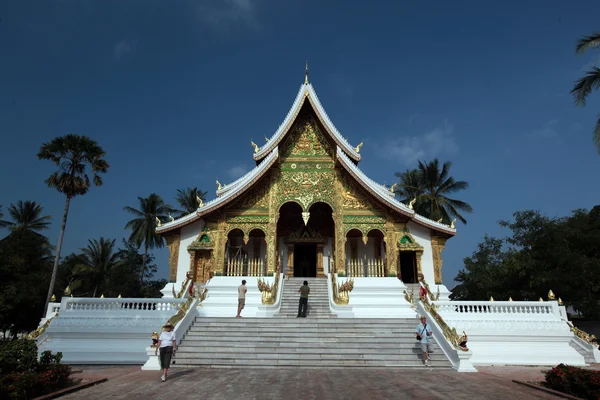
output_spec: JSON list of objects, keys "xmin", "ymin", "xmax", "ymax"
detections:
[
  {"xmin": 174, "ymin": 187, "xmax": 207, "ymax": 217},
  {"xmin": 394, "ymin": 159, "xmax": 473, "ymax": 224},
  {"xmin": 124, "ymin": 193, "xmax": 170, "ymax": 281},
  {"xmin": 37, "ymin": 134, "xmax": 109, "ymax": 312},
  {"xmin": 571, "ymin": 32, "xmax": 600, "ymax": 152},
  {"xmin": 0, "ymin": 201, "xmax": 51, "ymax": 232},
  {"xmin": 394, "ymin": 169, "xmax": 423, "ymax": 203},
  {"xmin": 74, "ymin": 238, "xmax": 119, "ymax": 297}
]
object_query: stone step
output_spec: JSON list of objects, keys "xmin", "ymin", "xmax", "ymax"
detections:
[
  {"xmin": 186, "ymin": 327, "xmax": 424, "ymax": 334},
  {"xmin": 179, "ymin": 338, "xmax": 438, "ymax": 352},
  {"xmin": 194, "ymin": 318, "xmax": 420, "ymax": 323},
  {"xmin": 174, "ymin": 353, "xmax": 446, "ymax": 361},
  {"xmin": 172, "ymin": 359, "xmax": 450, "ymax": 368},
  {"xmin": 178, "ymin": 345, "xmax": 444, "ymax": 354}
]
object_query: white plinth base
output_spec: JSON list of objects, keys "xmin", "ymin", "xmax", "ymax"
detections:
[
  {"xmin": 197, "ymin": 276, "xmax": 278, "ymax": 318},
  {"xmin": 341, "ymin": 277, "xmax": 416, "ymax": 318},
  {"xmin": 141, "ymin": 347, "xmax": 161, "ymax": 370}
]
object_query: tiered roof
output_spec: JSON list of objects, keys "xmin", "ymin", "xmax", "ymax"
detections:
[{"xmin": 157, "ymin": 76, "xmax": 456, "ymax": 236}]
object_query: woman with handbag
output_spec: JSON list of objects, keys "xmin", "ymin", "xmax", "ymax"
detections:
[{"xmin": 155, "ymin": 322, "xmax": 177, "ymax": 382}]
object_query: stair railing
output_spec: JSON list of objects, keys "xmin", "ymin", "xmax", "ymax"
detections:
[{"xmin": 415, "ymin": 279, "xmax": 476, "ymax": 372}]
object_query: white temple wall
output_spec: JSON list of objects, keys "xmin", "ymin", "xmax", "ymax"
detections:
[
  {"xmin": 406, "ymin": 221, "xmax": 435, "ymax": 284},
  {"xmin": 177, "ymin": 219, "xmax": 205, "ymax": 284}
]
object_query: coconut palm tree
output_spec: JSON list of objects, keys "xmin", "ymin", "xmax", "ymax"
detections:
[
  {"xmin": 0, "ymin": 201, "xmax": 51, "ymax": 232},
  {"xmin": 124, "ymin": 193, "xmax": 171, "ymax": 281},
  {"xmin": 571, "ymin": 31, "xmax": 600, "ymax": 152},
  {"xmin": 393, "ymin": 169, "xmax": 423, "ymax": 204},
  {"xmin": 37, "ymin": 134, "xmax": 110, "ymax": 311},
  {"xmin": 394, "ymin": 159, "xmax": 472, "ymax": 225},
  {"xmin": 74, "ymin": 238, "xmax": 119, "ymax": 297},
  {"xmin": 174, "ymin": 187, "xmax": 208, "ymax": 217}
]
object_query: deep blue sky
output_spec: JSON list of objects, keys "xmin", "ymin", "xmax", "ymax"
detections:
[{"xmin": 1, "ymin": 0, "xmax": 599, "ymax": 286}]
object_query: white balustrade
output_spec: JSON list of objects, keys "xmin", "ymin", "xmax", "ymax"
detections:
[
  {"xmin": 434, "ymin": 300, "xmax": 559, "ymax": 318},
  {"xmin": 62, "ymin": 297, "xmax": 186, "ymax": 313},
  {"xmin": 226, "ymin": 257, "xmax": 265, "ymax": 276},
  {"xmin": 346, "ymin": 258, "xmax": 386, "ymax": 277}
]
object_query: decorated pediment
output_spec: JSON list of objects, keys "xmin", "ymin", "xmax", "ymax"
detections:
[
  {"xmin": 281, "ymin": 119, "xmax": 332, "ymax": 158},
  {"xmin": 188, "ymin": 227, "xmax": 214, "ymax": 250},
  {"xmin": 341, "ymin": 177, "xmax": 375, "ymax": 210},
  {"xmin": 398, "ymin": 227, "xmax": 423, "ymax": 251}
]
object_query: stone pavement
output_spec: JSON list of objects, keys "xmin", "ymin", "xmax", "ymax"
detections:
[{"xmin": 60, "ymin": 365, "xmax": 570, "ymax": 399}]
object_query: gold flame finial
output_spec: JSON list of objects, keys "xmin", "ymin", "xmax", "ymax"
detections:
[
  {"xmin": 354, "ymin": 142, "xmax": 363, "ymax": 153},
  {"xmin": 118, "ymin": 294, "xmax": 122, "ymax": 299},
  {"xmin": 508, "ymin": 297, "xmax": 513, "ymax": 301},
  {"xmin": 539, "ymin": 297, "xmax": 544, "ymax": 302},
  {"xmin": 64, "ymin": 285, "xmax": 72, "ymax": 296},
  {"xmin": 100, "ymin": 294, "xmax": 104, "ymax": 298},
  {"xmin": 408, "ymin": 198, "xmax": 416, "ymax": 210},
  {"xmin": 305, "ymin": 60, "xmax": 309, "ymax": 84},
  {"xmin": 548, "ymin": 290, "xmax": 556, "ymax": 300},
  {"xmin": 51, "ymin": 294, "xmax": 56, "ymax": 302},
  {"xmin": 558, "ymin": 297, "xmax": 563, "ymax": 306},
  {"xmin": 489, "ymin": 296, "xmax": 494, "ymax": 302},
  {"xmin": 251, "ymin": 140, "xmax": 259, "ymax": 153},
  {"xmin": 389, "ymin": 183, "xmax": 397, "ymax": 193},
  {"xmin": 450, "ymin": 219, "xmax": 456, "ymax": 229}
]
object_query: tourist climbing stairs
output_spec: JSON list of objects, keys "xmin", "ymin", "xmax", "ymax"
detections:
[{"xmin": 173, "ymin": 278, "xmax": 452, "ymax": 369}]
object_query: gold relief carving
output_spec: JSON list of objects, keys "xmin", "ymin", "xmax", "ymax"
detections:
[
  {"xmin": 431, "ymin": 234, "xmax": 447, "ymax": 284},
  {"xmin": 194, "ymin": 251, "xmax": 212, "ymax": 283},
  {"xmin": 385, "ymin": 226, "xmax": 398, "ymax": 277},
  {"xmin": 340, "ymin": 175, "xmax": 373, "ymax": 210},
  {"xmin": 282, "ymin": 119, "xmax": 331, "ymax": 157},
  {"xmin": 213, "ymin": 217, "xmax": 227, "ymax": 275},
  {"xmin": 416, "ymin": 251, "xmax": 423, "ymax": 280},
  {"xmin": 278, "ymin": 169, "xmax": 334, "ymax": 210},
  {"xmin": 166, "ymin": 234, "xmax": 180, "ymax": 282},
  {"xmin": 233, "ymin": 179, "xmax": 270, "ymax": 209}
]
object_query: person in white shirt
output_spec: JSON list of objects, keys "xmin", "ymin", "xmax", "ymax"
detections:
[
  {"xmin": 236, "ymin": 280, "xmax": 247, "ymax": 317},
  {"xmin": 416, "ymin": 316, "xmax": 434, "ymax": 366},
  {"xmin": 155, "ymin": 322, "xmax": 177, "ymax": 381}
]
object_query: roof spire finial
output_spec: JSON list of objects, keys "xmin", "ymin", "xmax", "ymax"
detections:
[{"xmin": 304, "ymin": 60, "xmax": 309, "ymax": 85}]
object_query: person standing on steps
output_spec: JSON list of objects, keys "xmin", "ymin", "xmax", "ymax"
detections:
[
  {"xmin": 236, "ymin": 279, "xmax": 247, "ymax": 317},
  {"xmin": 297, "ymin": 280, "xmax": 310, "ymax": 318},
  {"xmin": 416, "ymin": 315, "xmax": 434, "ymax": 366},
  {"xmin": 155, "ymin": 322, "xmax": 177, "ymax": 382}
]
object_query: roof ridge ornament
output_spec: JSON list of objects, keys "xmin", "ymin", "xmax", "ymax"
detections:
[
  {"xmin": 304, "ymin": 60, "xmax": 309, "ymax": 85},
  {"xmin": 250, "ymin": 140, "xmax": 259, "ymax": 153},
  {"xmin": 408, "ymin": 198, "xmax": 416, "ymax": 210},
  {"xmin": 450, "ymin": 219, "xmax": 456, "ymax": 229},
  {"xmin": 354, "ymin": 141, "xmax": 363, "ymax": 153},
  {"xmin": 216, "ymin": 179, "xmax": 223, "ymax": 191}
]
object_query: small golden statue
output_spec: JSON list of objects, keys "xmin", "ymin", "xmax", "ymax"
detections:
[
  {"xmin": 196, "ymin": 195, "xmax": 204, "ymax": 208},
  {"xmin": 450, "ymin": 219, "xmax": 456, "ymax": 229},
  {"xmin": 250, "ymin": 140, "xmax": 259, "ymax": 153},
  {"xmin": 155, "ymin": 217, "xmax": 162, "ymax": 227},
  {"xmin": 408, "ymin": 198, "xmax": 416, "ymax": 210},
  {"xmin": 354, "ymin": 141, "xmax": 363, "ymax": 153}
]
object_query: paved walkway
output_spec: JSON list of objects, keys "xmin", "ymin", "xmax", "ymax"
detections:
[{"xmin": 61, "ymin": 365, "xmax": 570, "ymax": 399}]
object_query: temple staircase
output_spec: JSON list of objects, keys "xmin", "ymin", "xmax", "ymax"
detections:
[{"xmin": 173, "ymin": 278, "xmax": 452, "ymax": 369}]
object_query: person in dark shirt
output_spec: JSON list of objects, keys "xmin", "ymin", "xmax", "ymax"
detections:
[{"xmin": 297, "ymin": 280, "xmax": 310, "ymax": 318}]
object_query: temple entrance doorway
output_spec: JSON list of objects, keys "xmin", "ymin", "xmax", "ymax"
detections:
[
  {"xmin": 293, "ymin": 243, "xmax": 317, "ymax": 277},
  {"xmin": 399, "ymin": 251, "xmax": 417, "ymax": 283}
]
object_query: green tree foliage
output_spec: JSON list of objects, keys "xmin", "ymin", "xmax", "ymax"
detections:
[
  {"xmin": 394, "ymin": 159, "xmax": 473, "ymax": 224},
  {"xmin": 124, "ymin": 193, "xmax": 170, "ymax": 282},
  {"xmin": 571, "ymin": 31, "xmax": 600, "ymax": 152},
  {"xmin": 57, "ymin": 239, "xmax": 166, "ymax": 299},
  {"xmin": 73, "ymin": 238, "xmax": 119, "ymax": 298},
  {"xmin": 37, "ymin": 134, "xmax": 110, "ymax": 311},
  {"xmin": 453, "ymin": 207, "xmax": 600, "ymax": 318},
  {"xmin": 0, "ymin": 200, "xmax": 51, "ymax": 232},
  {"xmin": 174, "ymin": 187, "xmax": 207, "ymax": 217},
  {"xmin": 0, "ymin": 230, "xmax": 53, "ymax": 337}
]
